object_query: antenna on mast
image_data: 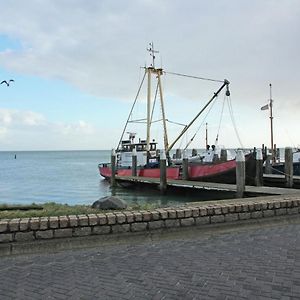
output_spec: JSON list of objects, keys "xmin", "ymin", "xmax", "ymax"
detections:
[{"xmin": 147, "ymin": 42, "xmax": 159, "ymax": 68}]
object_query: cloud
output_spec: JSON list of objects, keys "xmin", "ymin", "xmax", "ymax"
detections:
[
  {"xmin": 0, "ymin": 108, "xmax": 102, "ymax": 150},
  {"xmin": 0, "ymin": 0, "xmax": 299, "ymax": 104}
]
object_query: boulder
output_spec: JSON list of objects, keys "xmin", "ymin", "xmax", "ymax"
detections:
[{"xmin": 92, "ymin": 196, "xmax": 127, "ymax": 210}]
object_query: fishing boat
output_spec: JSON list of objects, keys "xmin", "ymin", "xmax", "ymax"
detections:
[{"xmin": 98, "ymin": 44, "xmax": 256, "ymax": 184}]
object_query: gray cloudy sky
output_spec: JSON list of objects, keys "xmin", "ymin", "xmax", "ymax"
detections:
[{"xmin": 0, "ymin": 0, "xmax": 299, "ymax": 150}]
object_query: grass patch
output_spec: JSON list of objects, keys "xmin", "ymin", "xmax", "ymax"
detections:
[{"xmin": 0, "ymin": 202, "xmax": 159, "ymax": 219}]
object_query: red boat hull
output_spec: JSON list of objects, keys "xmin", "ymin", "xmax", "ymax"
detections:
[
  {"xmin": 99, "ymin": 165, "xmax": 181, "ymax": 180},
  {"xmin": 98, "ymin": 153, "xmax": 256, "ymax": 184}
]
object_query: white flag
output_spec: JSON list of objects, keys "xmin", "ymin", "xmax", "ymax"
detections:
[{"xmin": 261, "ymin": 104, "xmax": 269, "ymax": 110}]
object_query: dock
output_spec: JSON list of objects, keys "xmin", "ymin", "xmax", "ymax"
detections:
[{"xmin": 116, "ymin": 176, "xmax": 300, "ymax": 196}]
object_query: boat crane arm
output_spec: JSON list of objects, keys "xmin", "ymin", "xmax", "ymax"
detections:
[{"xmin": 167, "ymin": 79, "xmax": 230, "ymax": 153}]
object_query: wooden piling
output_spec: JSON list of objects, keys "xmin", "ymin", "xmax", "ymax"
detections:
[
  {"xmin": 285, "ymin": 147, "xmax": 293, "ymax": 188},
  {"xmin": 255, "ymin": 149, "xmax": 263, "ymax": 186},
  {"xmin": 111, "ymin": 149, "xmax": 116, "ymax": 187},
  {"xmin": 236, "ymin": 150, "xmax": 245, "ymax": 198},
  {"xmin": 132, "ymin": 148, "xmax": 137, "ymax": 176},
  {"xmin": 175, "ymin": 149, "xmax": 181, "ymax": 159},
  {"xmin": 265, "ymin": 155, "xmax": 272, "ymax": 174},
  {"xmin": 182, "ymin": 150, "xmax": 189, "ymax": 180},
  {"xmin": 160, "ymin": 150, "xmax": 167, "ymax": 194}
]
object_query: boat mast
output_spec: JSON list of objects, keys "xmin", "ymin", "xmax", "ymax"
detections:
[{"xmin": 269, "ymin": 83, "xmax": 275, "ymax": 164}]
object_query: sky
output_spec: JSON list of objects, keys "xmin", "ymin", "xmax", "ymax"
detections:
[{"xmin": 0, "ymin": 0, "xmax": 299, "ymax": 151}]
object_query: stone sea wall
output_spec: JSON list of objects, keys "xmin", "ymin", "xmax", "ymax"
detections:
[{"xmin": 1, "ymin": 195, "xmax": 300, "ymax": 248}]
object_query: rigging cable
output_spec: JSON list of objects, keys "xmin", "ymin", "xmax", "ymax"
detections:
[
  {"xmin": 227, "ymin": 95, "xmax": 244, "ymax": 148},
  {"xmin": 183, "ymin": 96, "xmax": 218, "ymax": 150},
  {"xmin": 164, "ymin": 71, "xmax": 224, "ymax": 83},
  {"xmin": 214, "ymin": 93, "xmax": 226, "ymax": 146},
  {"xmin": 116, "ymin": 70, "xmax": 147, "ymax": 150}
]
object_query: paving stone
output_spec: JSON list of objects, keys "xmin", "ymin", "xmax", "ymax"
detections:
[
  {"xmin": 221, "ymin": 205, "xmax": 229, "ymax": 214},
  {"xmin": 213, "ymin": 207, "xmax": 222, "ymax": 215},
  {"xmin": 111, "ymin": 224, "xmax": 130, "ymax": 233},
  {"xmin": 97, "ymin": 214, "xmax": 107, "ymax": 225},
  {"xmin": 199, "ymin": 207, "xmax": 208, "ymax": 216},
  {"xmin": 180, "ymin": 217, "xmax": 194, "ymax": 227},
  {"xmin": 115, "ymin": 213, "xmax": 126, "ymax": 224},
  {"xmin": 14, "ymin": 231, "xmax": 35, "ymax": 242},
  {"xmin": 36, "ymin": 230, "xmax": 54, "ymax": 239},
  {"xmin": 123, "ymin": 212, "xmax": 134, "ymax": 223},
  {"xmin": 106, "ymin": 213, "xmax": 116, "ymax": 225},
  {"xmin": 49, "ymin": 216, "xmax": 59, "ymax": 229},
  {"xmin": 195, "ymin": 216, "xmax": 210, "ymax": 225},
  {"xmin": 239, "ymin": 212, "xmax": 251, "ymax": 220},
  {"xmin": 39, "ymin": 217, "xmax": 49, "ymax": 230},
  {"xmin": 131, "ymin": 222, "xmax": 147, "ymax": 232},
  {"xmin": 287, "ymin": 207, "xmax": 299, "ymax": 215},
  {"xmin": 192, "ymin": 208, "xmax": 200, "ymax": 217},
  {"xmin": 141, "ymin": 211, "xmax": 152, "ymax": 222},
  {"xmin": 77, "ymin": 215, "xmax": 89, "ymax": 226},
  {"xmin": 8, "ymin": 219, "xmax": 20, "ymax": 232},
  {"xmin": 133, "ymin": 212, "xmax": 143, "ymax": 222},
  {"xmin": 263, "ymin": 210, "xmax": 275, "ymax": 218},
  {"xmin": 151, "ymin": 211, "xmax": 160, "ymax": 221},
  {"xmin": 29, "ymin": 217, "xmax": 40, "ymax": 230},
  {"xmin": 148, "ymin": 220, "xmax": 165, "ymax": 230},
  {"xmin": 54, "ymin": 228, "xmax": 73, "ymax": 238},
  {"xmin": 165, "ymin": 219, "xmax": 180, "ymax": 228},
  {"xmin": 211, "ymin": 215, "xmax": 225, "ymax": 223},
  {"xmin": 1, "ymin": 218, "xmax": 300, "ymax": 299},
  {"xmin": 0, "ymin": 233, "xmax": 13, "ymax": 243},
  {"xmin": 87, "ymin": 214, "xmax": 99, "ymax": 226},
  {"xmin": 73, "ymin": 227, "xmax": 92, "ymax": 237},
  {"xmin": 184, "ymin": 208, "xmax": 192, "ymax": 218},
  {"xmin": 167, "ymin": 210, "xmax": 177, "ymax": 219},
  {"xmin": 68, "ymin": 215, "xmax": 78, "ymax": 227},
  {"xmin": 93, "ymin": 225, "xmax": 111, "ymax": 235},
  {"xmin": 225, "ymin": 213, "xmax": 239, "ymax": 222},
  {"xmin": 275, "ymin": 208, "xmax": 287, "ymax": 216},
  {"xmin": 251, "ymin": 211, "xmax": 263, "ymax": 219},
  {"xmin": 19, "ymin": 218, "xmax": 30, "ymax": 231}
]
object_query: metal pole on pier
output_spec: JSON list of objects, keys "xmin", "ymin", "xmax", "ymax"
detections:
[
  {"xmin": 255, "ymin": 149, "xmax": 263, "ymax": 186},
  {"xmin": 132, "ymin": 148, "xmax": 137, "ymax": 177},
  {"xmin": 269, "ymin": 84, "xmax": 275, "ymax": 164},
  {"xmin": 111, "ymin": 149, "xmax": 116, "ymax": 187},
  {"xmin": 236, "ymin": 150, "xmax": 245, "ymax": 198},
  {"xmin": 160, "ymin": 150, "xmax": 167, "ymax": 194},
  {"xmin": 284, "ymin": 147, "xmax": 293, "ymax": 188}
]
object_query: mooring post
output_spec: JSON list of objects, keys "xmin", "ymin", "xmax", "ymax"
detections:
[
  {"xmin": 236, "ymin": 150, "xmax": 245, "ymax": 198},
  {"xmin": 132, "ymin": 148, "xmax": 137, "ymax": 177},
  {"xmin": 111, "ymin": 149, "xmax": 116, "ymax": 187},
  {"xmin": 175, "ymin": 149, "xmax": 181, "ymax": 159},
  {"xmin": 220, "ymin": 149, "xmax": 227, "ymax": 162},
  {"xmin": 182, "ymin": 150, "xmax": 189, "ymax": 180},
  {"xmin": 285, "ymin": 147, "xmax": 293, "ymax": 188},
  {"xmin": 160, "ymin": 150, "xmax": 167, "ymax": 194},
  {"xmin": 255, "ymin": 148, "xmax": 263, "ymax": 186},
  {"xmin": 265, "ymin": 155, "xmax": 272, "ymax": 174}
]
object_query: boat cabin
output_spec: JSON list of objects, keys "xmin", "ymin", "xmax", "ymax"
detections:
[{"xmin": 118, "ymin": 139, "xmax": 158, "ymax": 168}]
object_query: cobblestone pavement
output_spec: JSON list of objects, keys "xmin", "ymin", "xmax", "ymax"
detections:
[{"xmin": 1, "ymin": 219, "xmax": 300, "ymax": 300}]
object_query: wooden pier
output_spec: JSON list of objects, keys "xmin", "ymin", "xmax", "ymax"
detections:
[{"xmin": 116, "ymin": 175, "xmax": 300, "ymax": 196}]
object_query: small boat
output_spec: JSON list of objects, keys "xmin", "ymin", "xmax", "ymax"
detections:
[{"xmin": 99, "ymin": 43, "xmax": 255, "ymax": 184}]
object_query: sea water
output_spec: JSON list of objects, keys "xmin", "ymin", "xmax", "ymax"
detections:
[{"xmin": 0, "ymin": 150, "xmax": 236, "ymax": 207}]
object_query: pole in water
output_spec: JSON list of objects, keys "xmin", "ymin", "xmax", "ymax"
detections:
[
  {"xmin": 111, "ymin": 149, "xmax": 116, "ymax": 187},
  {"xmin": 14, "ymin": 154, "xmax": 17, "ymax": 159},
  {"xmin": 255, "ymin": 149, "xmax": 263, "ymax": 186}
]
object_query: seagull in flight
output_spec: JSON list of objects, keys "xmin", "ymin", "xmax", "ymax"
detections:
[{"xmin": 1, "ymin": 79, "xmax": 14, "ymax": 86}]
